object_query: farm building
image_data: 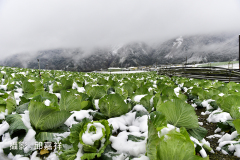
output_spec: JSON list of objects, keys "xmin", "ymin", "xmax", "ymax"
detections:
[
  {"xmin": 108, "ymin": 67, "xmax": 122, "ymax": 72},
  {"xmin": 128, "ymin": 67, "xmax": 138, "ymax": 71}
]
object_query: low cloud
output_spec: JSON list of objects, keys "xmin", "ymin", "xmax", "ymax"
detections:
[{"xmin": 0, "ymin": 0, "xmax": 240, "ymax": 59}]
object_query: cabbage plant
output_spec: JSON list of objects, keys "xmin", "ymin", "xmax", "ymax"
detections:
[
  {"xmin": 146, "ymin": 111, "xmax": 209, "ymax": 160},
  {"xmin": 99, "ymin": 94, "xmax": 130, "ymax": 118},
  {"xmin": 60, "ymin": 118, "xmax": 112, "ymax": 160}
]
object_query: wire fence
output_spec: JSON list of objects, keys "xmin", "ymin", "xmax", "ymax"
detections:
[{"xmin": 158, "ymin": 66, "xmax": 240, "ymax": 83}]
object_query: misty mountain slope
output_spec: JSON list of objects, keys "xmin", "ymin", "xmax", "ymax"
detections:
[
  {"xmin": 1, "ymin": 33, "xmax": 238, "ymax": 71},
  {"xmin": 26, "ymin": 48, "xmax": 85, "ymax": 71},
  {"xmin": 153, "ymin": 33, "xmax": 238, "ymax": 64},
  {"xmin": 109, "ymin": 42, "xmax": 154, "ymax": 67},
  {"xmin": 1, "ymin": 42, "xmax": 154, "ymax": 71}
]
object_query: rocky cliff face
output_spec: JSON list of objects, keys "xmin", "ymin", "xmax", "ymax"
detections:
[{"xmin": 1, "ymin": 33, "xmax": 238, "ymax": 71}]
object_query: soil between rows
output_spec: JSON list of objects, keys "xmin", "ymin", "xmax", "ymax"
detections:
[{"xmin": 195, "ymin": 107, "xmax": 240, "ymax": 160}]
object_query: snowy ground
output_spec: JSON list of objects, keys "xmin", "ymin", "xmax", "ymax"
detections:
[{"xmin": 216, "ymin": 63, "xmax": 239, "ymax": 69}]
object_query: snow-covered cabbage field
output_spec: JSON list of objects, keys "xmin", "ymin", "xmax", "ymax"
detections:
[{"xmin": 0, "ymin": 66, "xmax": 240, "ymax": 160}]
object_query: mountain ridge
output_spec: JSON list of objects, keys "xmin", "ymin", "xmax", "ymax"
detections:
[{"xmin": 1, "ymin": 33, "xmax": 238, "ymax": 71}]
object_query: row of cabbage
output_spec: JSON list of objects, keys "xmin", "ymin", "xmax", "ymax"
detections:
[
  {"xmin": 174, "ymin": 76, "xmax": 240, "ymax": 157},
  {"xmin": 0, "ymin": 66, "xmax": 239, "ymax": 159}
]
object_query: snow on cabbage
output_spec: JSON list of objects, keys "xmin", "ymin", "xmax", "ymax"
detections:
[{"xmin": 0, "ymin": 66, "xmax": 240, "ymax": 159}]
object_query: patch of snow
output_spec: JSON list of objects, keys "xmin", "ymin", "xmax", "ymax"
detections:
[
  {"xmin": 112, "ymin": 44, "xmax": 123, "ymax": 55},
  {"xmin": 215, "ymin": 127, "xmax": 221, "ymax": 133},
  {"xmin": 65, "ymin": 110, "xmax": 93, "ymax": 127},
  {"xmin": 94, "ymin": 99, "xmax": 99, "ymax": 110},
  {"xmin": 92, "ymin": 84, "xmax": 100, "ymax": 87},
  {"xmin": 82, "ymin": 123, "xmax": 105, "ymax": 145},
  {"xmin": 190, "ymin": 137, "xmax": 210, "ymax": 158},
  {"xmin": 54, "ymin": 132, "xmax": 70, "ymax": 142},
  {"xmin": 158, "ymin": 124, "xmax": 179, "ymax": 138},
  {"xmin": 150, "ymin": 96, "xmax": 154, "ymax": 107},
  {"xmin": 75, "ymin": 143, "xmax": 83, "ymax": 160},
  {"xmin": 131, "ymin": 155, "xmax": 149, "ymax": 160},
  {"xmin": 0, "ymin": 85, "xmax": 7, "ymax": 91},
  {"xmin": 1, "ymin": 71, "xmax": 6, "ymax": 74},
  {"xmin": 128, "ymin": 126, "xmax": 140, "ymax": 132},
  {"xmin": 207, "ymin": 134, "xmax": 223, "ymax": 139},
  {"xmin": 8, "ymin": 153, "xmax": 29, "ymax": 160},
  {"xmin": 108, "ymin": 112, "xmax": 136, "ymax": 133},
  {"xmin": 19, "ymin": 72, "xmax": 27, "ymax": 76},
  {"xmin": 23, "ymin": 129, "xmax": 37, "ymax": 153},
  {"xmin": 110, "ymin": 131, "xmax": 147, "ymax": 157},
  {"xmin": 234, "ymin": 144, "xmax": 240, "ymax": 157},
  {"xmin": 72, "ymin": 82, "xmax": 78, "ymax": 89},
  {"xmin": 77, "ymin": 87, "xmax": 85, "ymax": 93},
  {"xmin": 0, "ymin": 121, "xmax": 9, "ymax": 136},
  {"xmin": 11, "ymin": 73, "xmax": 15, "ymax": 78},
  {"xmin": 207, "ymin": 108, "xmax": 232, "ymax": 123},
  {"xmin": 228, "ymin": 143, "xmax": 235, "ymax": 152},
  {"xmin": 216, "ymin": 131, "xmax": 240, "ymax": 157},
  {"xmin": 201, "ymin": 99, "xmax": 214, "ymax": 110},
  {"xmin": 216, "ymin": 147, "xmax": 221, "ymax": 151},
  {"xmin": 221, "ymin": 149, "xmax": 228, "ymax": 155},
  {"xmin": 54, "ymin": 93, "xmax": 61, "ymax": 99},
  {"xmin": 148, "ymin": 87, "xmax": 153, "ymax": 92},
  {"xmin": 216, "ymin": 63, "xmax": 239, "ymax": 69},
  {"xmin": 28, "ymin": 79, "xmax": 35, "ymax": 82},
  {"xmin": 174, "ymin": 87, "xmax": 181, "ymax": 97},
  {"xmin": 44, "ymin": 99, "xmax": 51, "ymax": 106},
  {"xmin": 175, "ymin": 36, "xmax": 183, "ymax": 48},
  {"xmin": 133, "ymin": 105, "xmax": 148, "ymax": 112},
  {"xmin": 108, "ymin": 112, "xmax": 148, "ymax": 133},
  {"xmin": 134, "ymin": 95, "xmax": 147, "ymax": 103},
  {"xmin": 0, "ymin": 110, "xmax": 8, "ymax": 120},
  {"xmin": 132, "ymin": 115, "xmax": 148, "ymax": 133},
  {"xmin": 0, "ymin": 133, "xmax": 18, "ymax": 153},
  {"xmin": 14, "ymin": 88, "xmax": 23, "ymax": 105},
  {"xmin": 21, "ymin": 111, "xmax": 32, "ymax": 129},
  {"xmin": 201, "ymin": 111, "xmax": 211, "ymax": 115},
  {"xmin": 191, "ymin": 103, "xmax": 197, "ymax": 108},
  {"xmin": 218, "ymin": 131, "xmax": 239, "ymax": 143},
  {"xmin": 219, "ymin": 93, "xmax": 224, "ymax": 97},
  {"xmin": 49, "ymin": 84, "xmax": 53, "ymax": 93},
  {"xmin": 1, "ymin": 79, "xmax": 5, "ymax": 85}
]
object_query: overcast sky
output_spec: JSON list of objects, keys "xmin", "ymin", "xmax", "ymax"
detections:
[{"xmin": 0, "ymin": 0, "xmax": 240, "ymax": 58}]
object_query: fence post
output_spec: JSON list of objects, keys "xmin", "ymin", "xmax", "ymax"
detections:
[
  {"xmin": 37, "ymin": 59, "xmax": 41, "ymax": 79},
  {"xmin": 228, "ymin": 61, "xmax": 233, "ymax": 69},
  {"xmin": 229, "ymin": 70, "xmax": 232, "ymax": 82}
]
